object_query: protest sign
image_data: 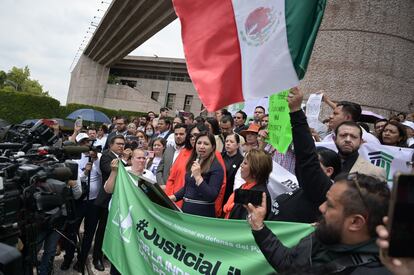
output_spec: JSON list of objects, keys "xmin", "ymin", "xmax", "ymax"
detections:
[
  {"xmin": 103, "ymin": 165, "xmax": 314, "ymax": 275},
  {"xmin": 305, "ymin": 93, "xmax": 323, "ymax": 128},
  {"xmin": 267, "ymin": 91, "xmax": 292, "ymax": 154}
]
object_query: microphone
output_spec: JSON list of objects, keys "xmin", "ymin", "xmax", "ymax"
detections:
[
  {"xmin": 61, "ymin": 145, "xmax": 91, "ymax": 155},
  {"xmin": 191, "ymin": 155, "xmax": 200, "ymax": 178}
]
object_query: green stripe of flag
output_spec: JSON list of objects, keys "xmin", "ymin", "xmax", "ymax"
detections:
[{"xmin": 285, "ymin": 0, "xmax": 327, "ymax": 79}]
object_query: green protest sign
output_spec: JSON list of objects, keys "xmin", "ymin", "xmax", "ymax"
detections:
[
  {"xmin": 103, "ymin": 165, "xmax": 314, "ymax": 275},
  {"xmin": 267, "ymin": 91, "xmax": 292, "ymax": 153}
]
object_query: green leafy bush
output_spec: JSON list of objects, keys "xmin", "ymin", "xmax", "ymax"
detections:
[{"xmin": 0, "ymin": 90, "xmax": 147, "ymax": 124}]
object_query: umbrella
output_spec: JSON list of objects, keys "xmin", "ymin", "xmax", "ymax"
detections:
[
  {"xmin": 359, "ymin": 110, "xmax": 385, "ymax": 124},
  {"xmin": 66, "ymin": 109, "xmax": 111, "ymax": 124}
]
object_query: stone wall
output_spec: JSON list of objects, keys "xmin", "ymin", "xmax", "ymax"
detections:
[{"xmin": 299, "ymin": 0, "xmax": 414, "ymax": 118}]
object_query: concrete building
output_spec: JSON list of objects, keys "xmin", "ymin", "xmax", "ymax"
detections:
[
  {"xmin": 68, "ymin": 55, "xmax": 202, "ymax": 114},
  {"xmin": 67, "ymin": 0, "xmax": 413, "ymax": 118}
]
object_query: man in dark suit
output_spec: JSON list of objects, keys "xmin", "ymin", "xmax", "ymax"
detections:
[
  {"xmin": 155, "ymin": 117, "xmax": 172, "ymax": 140},
  {"xmin": 93, "ymin": 135, "xmax": 126, "ymax": 271},
  {"xmin": 103, "ymin": 116, "xmax": 128, "ymax": 151},
  {"xmin": 156, "ymin": 123, "xmax": 187, "ymax": 187}
]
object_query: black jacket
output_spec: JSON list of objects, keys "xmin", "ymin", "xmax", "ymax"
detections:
[
  {"xmin": 269, "ymin": 110, "xmax": 333, "ymax": 223},
  {"xmin": 94, "ymin": 150, "xmax": 117, "ymax": 207},
  {"xmin": 253, "ymin": 226, "xmax": 390, "ymax": 274},
  {"xmin": 221, "ymin": 151, "xmax": 244, "ymax": 206}
]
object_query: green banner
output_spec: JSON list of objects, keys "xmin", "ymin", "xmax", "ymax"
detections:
[
  {"xmin": 103, "ymin": 165, "xmax": 314, "ymax": 275},
  {"xmin": 267, "ymin": 91, "xmax": 292, "ymax": 154}
]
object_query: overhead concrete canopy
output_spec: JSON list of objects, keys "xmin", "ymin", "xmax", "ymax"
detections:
[
  {"xmin": 83, "ymin": 0, "xmax": 176, "ymax": 67},
  {"xmin": 111, "ymin": 56, "xmax": 188, "ymax": 76}
]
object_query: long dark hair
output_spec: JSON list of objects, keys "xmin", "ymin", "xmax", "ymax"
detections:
[
  {"xmin": 206, "ymin": 117, "xmax": 221, "ymax": 135},
  {"xmin": 186, "ymin": 132, "xmax": 217, "ymax": 175},
  {"xmin": 184, "ymin": 123, "xmax": 209, "ymax": 150},
  {"xmin": 316, "ymin": 147, "xmax": 341, "ymax": 179},
  {"xmin": 379, "ymin": 121, "xmax": 407, "ymax": 147}
]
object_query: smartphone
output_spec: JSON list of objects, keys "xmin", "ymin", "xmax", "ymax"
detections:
[
  {"xmin": 234, "ymin": 189, "xmax": 263, "ymax": 206},
  {"xmin": 137, "ymin": 140, "xmax": 144, "ymax": 148},
  {"xmin": 126, "ymin": 135, "xmax": 139, "ymax": 142},
  {"xmin": 145, "ymin": 151, "xmax": 155, "ymax": 158},
  {"xmin": 387, "ymin": 173, "xmax": 414, "ymax": 257}
]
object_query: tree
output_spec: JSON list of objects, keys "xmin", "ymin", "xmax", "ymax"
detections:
[
  {"xmin": 1, "ymin": 66, "xmax": 49, "ymax": 96},
  {"xmin": 0, "ymin": 70, "xmax": 6, "ymax": 86}
]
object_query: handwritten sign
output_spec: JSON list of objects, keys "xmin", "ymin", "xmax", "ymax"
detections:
[{"xmin": 268, "ymin": 91, "xmax": 292, "ymax": 153}]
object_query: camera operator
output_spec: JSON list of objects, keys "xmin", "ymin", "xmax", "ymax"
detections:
[
  {"xmin": 36, "ymin": 179, "xmax": 82, "ymax": 275},
  {"xmin": 60, "ymin": 133, "xmax": 103, "ymax": 272}
]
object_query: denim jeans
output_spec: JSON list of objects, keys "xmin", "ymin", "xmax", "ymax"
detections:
[{"xmin": 36, "ymin": 227, "xmax": 61, "ymax": 275}]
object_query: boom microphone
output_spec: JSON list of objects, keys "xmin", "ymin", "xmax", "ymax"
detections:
[{"xmin": 61, "ymin": 146, "xmax": 90, "ymax": 155}]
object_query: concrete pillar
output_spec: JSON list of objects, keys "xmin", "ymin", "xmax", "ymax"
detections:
[
  {"xmin": 300, "ymin": 0, "xmax": 414, "ymax": 116},
  {"xmin": 67, "ymin": 54, "xmax": 109, "ymax": 106}
]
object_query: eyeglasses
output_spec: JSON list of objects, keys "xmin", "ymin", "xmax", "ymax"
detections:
[
  {"xmin": 347, "ymin": 173, "xmax": 369, "ymax": 212},
  {"xmin": 115, "ymin": 142, "xmax": 125, "ymax": 146}
]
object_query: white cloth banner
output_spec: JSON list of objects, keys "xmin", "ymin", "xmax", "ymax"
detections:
[{"xmin": 316, "ymin": 142, "xmax": 414, "ymax": 185}]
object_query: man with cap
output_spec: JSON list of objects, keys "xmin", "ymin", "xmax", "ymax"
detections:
[{"xmin": 61, "ymin": 132, "xmax": 104, "ymax": 272}]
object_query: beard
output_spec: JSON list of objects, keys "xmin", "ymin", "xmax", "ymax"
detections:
[
  {"xmin": 336, "ymin": 143, "xmax": 357, "ymax": 157},
  {"xmin": 314, "ymin": 216, "xmax": 342, "ymax": 245},
  {"xmin": 176, "ymin": 140, "xmax": 185, "ymax": 147}
]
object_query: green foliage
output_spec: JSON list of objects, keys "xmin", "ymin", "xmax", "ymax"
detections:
[
  {"xmin": 0, "ymin": 66, "xmax": 49, "ymax": 96},
  {"xmin": 0, "ymin": 71, "xmax": 6, "ymax": 86},
  {"xmin": 0, "ymin": 89, "xmax": 60, "ymax": 123},
  {"xmin": 107, "ymin": 74, "xmax": 120, "ymax": 84},
  {"xmin": 0, "ymin": 89, "xmax": 146, "ymax": 124}
]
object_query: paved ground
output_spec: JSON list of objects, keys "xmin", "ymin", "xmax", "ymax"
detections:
[{"xmin": 51, "ymin": 253, "xmax": 111, "ymax": 275}]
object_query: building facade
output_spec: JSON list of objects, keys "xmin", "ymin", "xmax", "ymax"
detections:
[{"xmin": 67, "ymin": 55, "xmax": 202, "ymax": 114}]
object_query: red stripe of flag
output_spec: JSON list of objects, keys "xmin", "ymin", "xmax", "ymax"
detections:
[{"xmin": 173, "ymin": 0, "xmax": 244, "ymax": 111}]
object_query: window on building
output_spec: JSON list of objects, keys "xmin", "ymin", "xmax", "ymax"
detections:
[
  {"xmin": 151, "ymin": 91, "xmax": 160, "ymax": 101},
  {"xmin": 166, "ymin": 93, "xmax": 176, "ymax": 110},
  {"xmin": 120, "ymin": 79, "xmax": 137, "ymax": 88},
  {"xmin": 183, "ymin": 95, "xmax": 193, "ymax": 112}
]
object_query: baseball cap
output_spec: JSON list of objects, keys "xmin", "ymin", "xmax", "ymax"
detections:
[
  {"xmin": 76, "ymin": 132, "xmax": 90, "ymax": 143},
  {"xmin": 402, "ymin": 121, "xmax": 414, "ymax": 130}
]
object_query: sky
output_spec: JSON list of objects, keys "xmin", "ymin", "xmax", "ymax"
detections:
[{"xmin": 0, "ymin": 0, "xmax": 184, "ymax": 105}]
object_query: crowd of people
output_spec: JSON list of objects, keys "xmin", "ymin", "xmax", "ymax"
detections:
[{"xmin": 34, "ymin": 91, "xmax": 414, "ymax": 275}]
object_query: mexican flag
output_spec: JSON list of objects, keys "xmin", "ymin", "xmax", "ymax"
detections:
[{"xmin": 173, "ymin": 0, "xmax": 327, "ymax": 111}]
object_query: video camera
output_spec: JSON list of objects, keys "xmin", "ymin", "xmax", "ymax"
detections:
[{"xmin": 0, "ymin": 120, "xmax": 89, "ymax": 274}]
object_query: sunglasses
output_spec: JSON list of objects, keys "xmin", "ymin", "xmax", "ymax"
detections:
[{"xmin": 347, "ymin": 173, "xmax": 369, "ymax": 213}]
